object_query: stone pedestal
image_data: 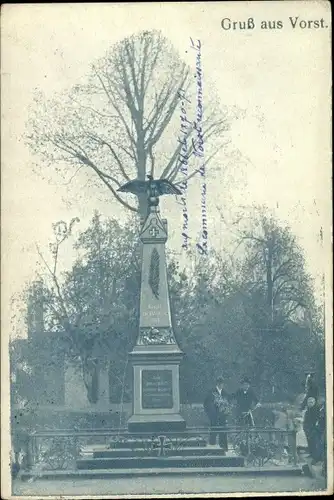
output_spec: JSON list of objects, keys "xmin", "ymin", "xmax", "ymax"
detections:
[
  {"xmin": 128, "ymin": 345, "xmax": 185, "ymax": 432},
  {"xmin": 128, "ymin": 203, "xmax": 185, "ymax": 432}
]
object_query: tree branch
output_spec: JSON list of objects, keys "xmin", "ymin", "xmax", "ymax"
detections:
[
  {"xmin": 148, "ymin": 145, "xmax": 155, "ymax": 178},
  {"xmin": 272, "ymin": 259, "xmax": 294, "ymax": 282},
  {"xmin": 63, "ymin": 165, "xmax": 84, "ymax": 186},
  {"xmin": 93, "ymin": 66, "xmax": 137, "ymax": 154},
  {"xmin": 273, "ymin": 279, "xmax": 292, "ymax": 303},
  {"xmin": 160, "ymin": 121, "xmax": 193, "ymax": 179},
  {"xmin": 86, "ymin": 134, "xmax": 130, "ymax": 185},
  {"xmin": 68, "ymin": 94, "xmax": 118, "ymax": 120},
  {"xmin": 76, "ymin": 153, "xmax": 138, "ymax": 212},
  {"xmin": 35, "ymin": 243, "xmax": 70, "ymax": 324},
  {"xmin": 173, "ymin": 168, "xmax": 201, "ymax": 185},
  {"xmin": 51, "ymin": 135, "xmax": 138, "ymax": 212},
  {"xmin": 124, "ymin": 40, "xmax": 141, "ymax": 111},
  {"xmin": 149, "ymin": 71, "xmax": 190, "ymax": 148}
]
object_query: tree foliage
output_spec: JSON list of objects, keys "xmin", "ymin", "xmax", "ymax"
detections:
[
  {"xmin": 11, "ymin": 210, "xmax": 325, "ymax": 406},
  {"xmin": 220, "ymin": 207, "xmax": 325, "ymax": 399}
]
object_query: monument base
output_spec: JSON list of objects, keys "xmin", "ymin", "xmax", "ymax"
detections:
[
  {"xmin": 128, "ymin": 413, "xmax": 186, "ymax": 432},
  {"xmin": 128, "ymin": 344, "xmax": 185, "ymax": 433}
]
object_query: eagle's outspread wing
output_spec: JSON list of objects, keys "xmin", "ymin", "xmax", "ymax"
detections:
[
  {"xmin": 118, "ymin": 178, "xmax": 182, "ymax": 197},
  {"xmin": 117, "ymin": 180, "xmax": 148, "ymax": 195},
  {"xmin": 157, "ymin": 180, "xmax": 183, "ymax": 196}
]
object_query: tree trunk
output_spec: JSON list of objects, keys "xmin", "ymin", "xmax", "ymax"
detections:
[
  {"xmin": 266, "ymin": 247, "xmax": 274, "ymax": 322},
  {"xmin": 136, "ymin": 127, "xmax": 148, "ymax": 220}
]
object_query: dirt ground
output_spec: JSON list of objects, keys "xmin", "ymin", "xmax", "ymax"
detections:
[{"xmin": 11, "ymin": 472, "xmax": 327, "ymax": 497}]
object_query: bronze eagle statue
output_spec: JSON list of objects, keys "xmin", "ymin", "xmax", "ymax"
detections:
[{"xmin": 118, "ymin": 175, "xmax": 182, "ymax": 197}]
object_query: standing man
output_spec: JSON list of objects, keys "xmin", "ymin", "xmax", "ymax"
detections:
[
  {"xmin": 303, "ymin": 396, "xmax": 321, "ymax": 464},
  {"xmin": 232, "ymin": 377, "xmax": 260, "ymax": 428},
  {"xmin": 317, "ymin": 398, "xmax": 327, "ymax": 476},
  {"xmin": 204, "ymin": 376, "xmax": 231, "ymax": 454}
]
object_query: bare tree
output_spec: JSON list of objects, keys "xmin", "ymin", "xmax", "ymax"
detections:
[
  {"xmin": 27, "ymin": 30, "xmax": 234, "ymax": 217},
  {"xmin": 30, "ymin": 215, "xmax": 140, "ymax": 404},
  {"xmin": 33, "ymin": 218, "xmax": 103, "ymax": 404}
]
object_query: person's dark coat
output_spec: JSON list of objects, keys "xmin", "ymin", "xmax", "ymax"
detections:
[
  {"xmin": 204, "ymin": 387, "xmax": 230, "ymax": 450},
  {"xmin": 232, "ymin": 388, "xmax": 258, "ymax": 417},
  {"xmin": 204, "ymin": 387, "xmax": 230, "ymax": 424},
  {"xmin": 316, "ymin": 403, "xmax": 326, "ymax": 463},
  {"xmin": 303, "ymin": 404, "xmax": 321, "ymax": 461},
  {"xmin": 316, "ymin": 403, "xmax": 326, "ymax": 434},
  {"xmin": 303, "ymin": 405, "xmax": 319, "ymax": 434}
]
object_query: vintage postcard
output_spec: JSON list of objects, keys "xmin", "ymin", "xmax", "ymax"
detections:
[{"xmin": 1, "ymin": 1, "xmax": 332, "ymax": 498}]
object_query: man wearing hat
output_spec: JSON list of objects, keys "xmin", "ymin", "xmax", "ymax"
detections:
[
  {"xmin": 232, "ymin": 377, "xmax": 260, "ymax": 427},
  {"xmin": 203, "ymin": 376, "xmax": 231, "ymax": 453}
]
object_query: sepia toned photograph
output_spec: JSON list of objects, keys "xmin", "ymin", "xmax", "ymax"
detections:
[{"xmin": 1, "ymin": 1, "xmax": 332, "ymax": 498}]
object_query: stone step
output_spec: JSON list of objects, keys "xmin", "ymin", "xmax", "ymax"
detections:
[
  {"xmin": 76, "ymin": 455, "xmax": 245, "ymax": 469},
  {"xmin": 20, "ymin": 465, "xmax": 303, "ymax": 481},
  {"xmin": 92, "ymin": 446, "xmax": 233, "ymax": 458}
]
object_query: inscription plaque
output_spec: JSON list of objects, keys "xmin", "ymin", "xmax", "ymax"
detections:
[{"xmin": 142, "ymin": 370, "xmax": 173, "ymax": 409}]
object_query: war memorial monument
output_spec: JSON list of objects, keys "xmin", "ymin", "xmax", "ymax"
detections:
[
  {"xmin": 119, "ymin": 176, "xmax": 186, "ymax": 433},
  {"xmin": 17, "ymin": 177, "xmax": 302, "ymax": 478}
]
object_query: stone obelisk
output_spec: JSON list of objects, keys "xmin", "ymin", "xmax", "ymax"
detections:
[{"xmin": 125, "ymin": 184, "xmax": 185, "ymax": 432}]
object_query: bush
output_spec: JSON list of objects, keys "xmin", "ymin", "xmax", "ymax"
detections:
[{"xmin": 11, "ymin": 406, "xmax": 127, "ymax": 432}]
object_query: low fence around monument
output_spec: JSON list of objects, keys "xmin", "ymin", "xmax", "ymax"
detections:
[{"xmin": 18, "ymin": 426, "xmax": 298, "ymax": 472}]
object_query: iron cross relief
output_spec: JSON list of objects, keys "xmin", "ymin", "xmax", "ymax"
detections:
[{"xmin": 149, "ymin": 226, "xmax": 160, "ymax": 237}]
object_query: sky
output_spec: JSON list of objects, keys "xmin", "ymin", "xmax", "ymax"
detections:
[{"xmin": 1, "ymin": 1, "xmax": 332, "ymax": 338}]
